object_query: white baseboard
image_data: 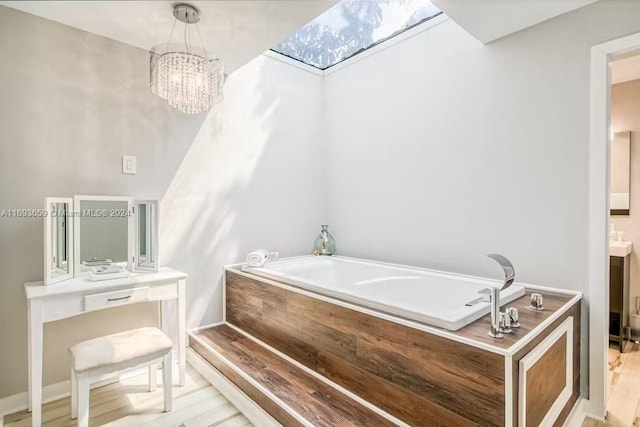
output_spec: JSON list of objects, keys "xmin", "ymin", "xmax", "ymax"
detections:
[
  {"xmin": 563, "ymin": 397, "xmax": 588, "ymax": 427},
  {"xmin": 583, "ymin": 412, "xmax": 606, "ymax": 423},
  {"xmin": 186, "ymin": 347, "xmax": 281, "ymax": 427},
  {"xmin": 190, "ymin": 322, "xmax": 224, "ymax": 333}
]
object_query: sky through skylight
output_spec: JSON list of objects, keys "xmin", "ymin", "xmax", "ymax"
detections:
[{"xmin": 272, "ymin": 0, "xmax": 442, "ymax": 70}]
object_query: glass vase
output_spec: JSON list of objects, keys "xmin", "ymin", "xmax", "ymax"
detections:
[{"xmin": 313, "ymin": 225, "xmax": 336, "ymax": 256}]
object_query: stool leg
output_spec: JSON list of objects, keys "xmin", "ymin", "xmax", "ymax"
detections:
[
  {"xmin": 163, "ymin": 352, "xmax": 172, "ymax": 412},
  {"xmin": 149, "ymin": 364, "xmax": 157, "ymax": 392},
  {"xmin": 77, "ymin": 374, "xmax": 90, "ymax": 427},
  {"xmin": 70, "ymin": 368, "xmax": 77, "ymax": 419}
]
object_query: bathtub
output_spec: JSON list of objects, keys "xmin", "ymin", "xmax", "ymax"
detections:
[{"xmin": 242, "ymin": 255, "xmax": 526, "ymax": 331}]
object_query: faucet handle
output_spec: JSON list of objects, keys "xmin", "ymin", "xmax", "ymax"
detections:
[
  {"xmin": 506, "ymin": 307, "xmax": 520, "ymax": 328},
  {"xmin": 478, "ymin": 287, "xmax": 492, "ymax": 303},
  {"xmin": 499, "ymin": 311, "xmax": 513, "ymax": 333},
  {"xmin": 529, "ymin": 293, "xmax": 544, "ymax": 311}
]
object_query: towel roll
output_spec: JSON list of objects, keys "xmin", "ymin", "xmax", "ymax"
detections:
[{"xmin": 246, "ymin": 249, "xmax": 270, "ymax": 268}]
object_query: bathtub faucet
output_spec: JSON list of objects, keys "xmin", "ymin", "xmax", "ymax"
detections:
[{"xmin": 484, "ymin": 254, "xmax": 515, "ymax": 339}]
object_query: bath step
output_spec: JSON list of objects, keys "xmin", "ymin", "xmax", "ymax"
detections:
[{"xmin": 189, "ymin": 324, "xmax": 398, "ymax": 427}]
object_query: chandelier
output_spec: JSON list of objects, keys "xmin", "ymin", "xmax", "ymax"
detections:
[{"xmin": 150, "ymin": 3, "xmax": 224, "ymax": 114}]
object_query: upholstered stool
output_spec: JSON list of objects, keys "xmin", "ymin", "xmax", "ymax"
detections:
[{"xmin": 69, "ymin": 327, "xmax": 173, "ymax": 427}]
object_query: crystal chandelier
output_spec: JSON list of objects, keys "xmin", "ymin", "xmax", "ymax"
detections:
[{"xmin": 150, "ymin": 4, "xmax": 224, "ymax": 114}]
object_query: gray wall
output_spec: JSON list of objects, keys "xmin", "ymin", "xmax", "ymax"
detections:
[
  {"xmin": 323, "ymin": 0, "xmax": 640, "ymax": 395},
  {"xmin": 0, "ymin": 5, "xmax": 204, "ymax": 398},
  {"xmin": 0, "ymin": 6, "xmax": 325, "ymax": 399}
]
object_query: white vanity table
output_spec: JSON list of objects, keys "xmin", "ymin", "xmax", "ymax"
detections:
[{"xmin": 25, "ymin": 267, "xmax": 187, "ymax": 427}]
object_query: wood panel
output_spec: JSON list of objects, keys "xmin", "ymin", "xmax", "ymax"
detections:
[
  {"xmin": 525, "ymin": 334, "xmax": 567, "ymax": 426},
  {"xmin": 316, "ymin": 351, "xmax": 474, "ymax": 427},
  {"xmin": 225, "ymin": 270, "xmax": 505, "ymax": 426},
  {"xmin": 190, "ymin": 333, "xmax": 302, "ymax": 427},
  {"xmin": 511, "ymin": 302, "xmax": 581, "ymax": 427},
  {"xmin": 191, "ymin": 325, "xmax": 397, "ymax": 427}
]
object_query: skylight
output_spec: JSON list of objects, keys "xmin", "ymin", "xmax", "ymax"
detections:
[{"xmin": 272, "ymin": 0, "xmax": 442, "ymax": 70}]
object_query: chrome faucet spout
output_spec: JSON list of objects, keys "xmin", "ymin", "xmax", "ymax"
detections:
[
  {"xmin": 485, "ymin": 254, "xmax": 516, "ymax": 339},
  {"xmin": 488, "ymin": 287, "xmax": 502, "ymax": 338},
  {"xmin": 486, "ymin": 253, "xmax": 515, "ymax": 291}
]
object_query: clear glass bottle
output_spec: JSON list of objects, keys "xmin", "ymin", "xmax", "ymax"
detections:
[{"xmin": 313, "ymin": 225, "xmax": 336, "ymax": 256}]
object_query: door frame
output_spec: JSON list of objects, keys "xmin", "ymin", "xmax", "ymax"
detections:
[{"xmin": 588, "ymin": 31, "xmax": 640, "ymax": 419}]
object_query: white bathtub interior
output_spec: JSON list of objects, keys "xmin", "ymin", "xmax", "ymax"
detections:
[{"xmin": 242, "ymin": 256, "xmax": 526, "ymax": 331}]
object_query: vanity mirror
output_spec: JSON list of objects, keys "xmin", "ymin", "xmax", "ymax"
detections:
[
  {"xmin": 43, "ymin": 198, "xmax": 73, "ymax": 285},
  {"xmin": 135, "ymin": 200, "xmax": 159, "ymax": 271},
  {"xmin": 43, "ymin": 195, "xmax": 160, "ymax": 283},
  {"xmin": 611, "ymin": 131, "xmax": 631, "ymax": 215},
  {"xmin": 73, "ymin": 196, "xmax": 134, "ymax": 274}
]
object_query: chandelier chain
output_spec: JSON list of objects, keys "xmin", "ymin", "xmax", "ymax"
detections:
[
  {"xmin": 165, "ymin": 17, "xmax": 178, "ymax": 52},
  {"xmin": 183, "ymin": 21, "xmax": 188, "ymax": 53},
  {"xmin": 195, "ymin": 21, "xmax": 208, "ymax": 60}
]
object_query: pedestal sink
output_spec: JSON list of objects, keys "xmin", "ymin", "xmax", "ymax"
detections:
[{"xmin": 610, "ymin": 240, "xmax": 633, "ymax": 257}]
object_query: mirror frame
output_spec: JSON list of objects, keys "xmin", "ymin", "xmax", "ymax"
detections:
[
  {"xmin": 73, "ymin": 195, "xmax": 134, "ymax": 276},
  {"xmin": 134, "ymin": 200, "xmax": 159, "ymax": 272},
  {"xmin": 44, "ymin": 197, "xmax": 74, "ymax": 285},
  {"xmin": 610, "ymin": 131, "xmax": 631, "ymax": 216}
]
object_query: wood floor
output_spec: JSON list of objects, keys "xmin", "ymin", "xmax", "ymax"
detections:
[
  {"xmin": 3, "ymin": 365, "xmax": 252, "ymax": 427},
  {"xmin": 583, "ymin": 343, "xmax": 640, "ymax": 427}
]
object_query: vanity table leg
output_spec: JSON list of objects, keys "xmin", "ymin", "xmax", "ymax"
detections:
[
  {"xmin": 27, "ymin": 303, "xmax": 32, "ymax": 412},
  {"xmin": 178, "ymin": 279, "xmax": 186, "ymax": 387},
  {"xmin": 28, "ymin": 299, "xmax": 43, "ymax": 427}
]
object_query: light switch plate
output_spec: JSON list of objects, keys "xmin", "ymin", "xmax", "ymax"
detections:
[{"xmin": 122, "ymin": 155, "xmax": 136, "ymax": 175}]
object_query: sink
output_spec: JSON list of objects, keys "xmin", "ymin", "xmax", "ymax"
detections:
[{"xmin": 610, "ymin": 240, "xmax": 633, "ymax": 257}]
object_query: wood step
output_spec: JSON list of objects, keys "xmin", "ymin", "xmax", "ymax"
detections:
[{"xmin": 190, "ymin": 324, "xmax": 398, "ymax": 427}]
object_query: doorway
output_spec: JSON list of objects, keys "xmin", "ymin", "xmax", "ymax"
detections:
[{"xmin": 589, "ymin": 32, "xmax": 640, "ymax": 423}]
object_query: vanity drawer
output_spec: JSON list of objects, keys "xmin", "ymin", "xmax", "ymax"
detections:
[{"xmin": 84, "ymin": 287, "xmax": 150, "ymax": 311}]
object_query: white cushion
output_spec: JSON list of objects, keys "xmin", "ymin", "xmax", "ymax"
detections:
[{"xmin": 69, "ymin": 327, "xmax": 172, "ymax": 374}]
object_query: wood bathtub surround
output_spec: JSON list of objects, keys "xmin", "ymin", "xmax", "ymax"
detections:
[
  {"xmin": 222, "ymin": 269, "xmax": 581, "ymax": 427},
  {"xmin": 226, "ymin": 270, "xmax": 504, "ymax": 426}
]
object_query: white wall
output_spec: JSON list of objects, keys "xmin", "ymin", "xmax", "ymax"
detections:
[
  {"xmin": 323, "ymin": 0, "xmax": 640, "ymax": 397},
  {"xmin": 160, "ymin": 55, "xmax": 325, "ymax": 332},
  {"xmin": 0, "ymin": 5, "xmax": 324, "ymax": 400}
]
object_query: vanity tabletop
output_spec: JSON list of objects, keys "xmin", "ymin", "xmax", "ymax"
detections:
[{"xmin": 25, "ymin": 267, "xmax": 187, "ymax": 299}]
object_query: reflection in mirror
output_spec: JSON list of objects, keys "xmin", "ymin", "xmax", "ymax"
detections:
[
  {"xmin": 611, "ymin": 131, "xmax": 631, "ymax": 215},
  {"xmin": 44, "ymin": 197, "xmax": 73, "ymax": 285},
  {"xmin": 50, "ymin": 203, "xmax": 69, "ymax": 277},
  {"xmin": 79, "ymin": 200, "xmax": 129, "ymax": 270},
  {"xmin": 137, "ymin": 201, "xmax": 158, "ymax": 270}
]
